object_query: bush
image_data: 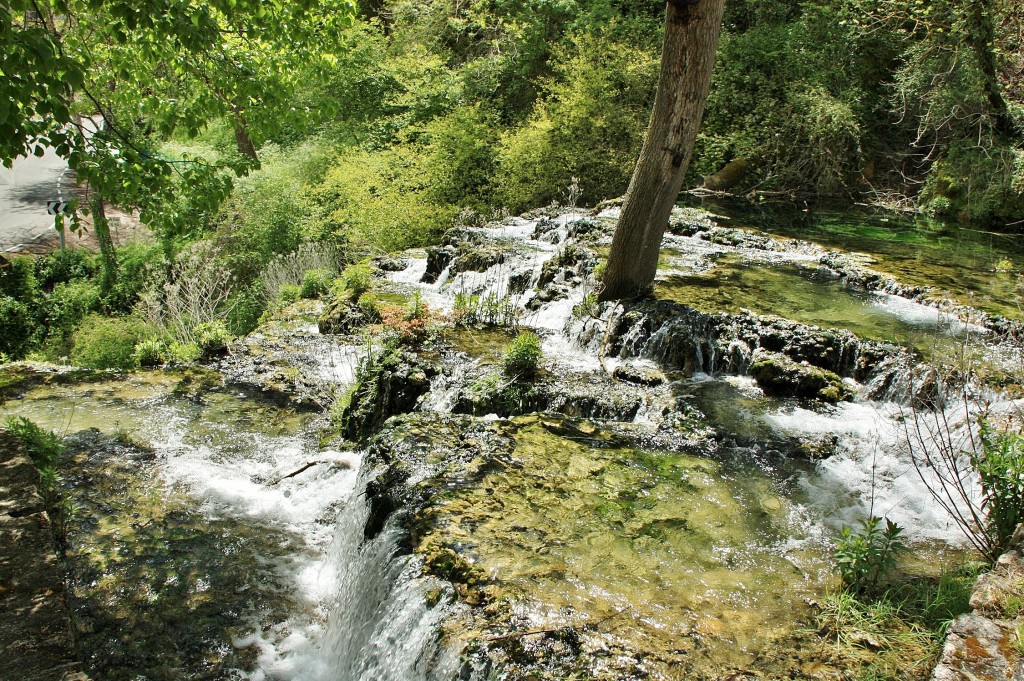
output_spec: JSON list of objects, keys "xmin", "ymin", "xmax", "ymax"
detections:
[
  {"xmin": 337, "ymin": 263, "xmax": 374, "ymax": 301},
  {"xmin": 495, "ymin": 34, "xmax": 657, "ymax": 212},
  {"xmin": 278, "ymin": 284, "xmax": 302, "ymax": 305},
  {"xmin": 971, "ymin": 422, "xmax": 1024, "ymax": 552},
  {"xmin": 502, "ymin": 331, "xmax": 542, "ymax": 377},
  {"xmin": 134, "ymin": 338, "xmax": 168, "ymax": 367},
  {"xmin": 835, "ymin": 516, "xmax": 906, "ymax": 594},
  {"xmin": 0, "ymin": 295, "xmax": 38, "ymax": 358},
  {"xmin": 225, "ymin": 281, "xmax": 266, "ymax": 336},
  {"xmin": 71, "ymin": 315, "xmax": 155, "ymax": 370},
  {"xmin": 43, "ymin": 280, "xmax": 102, "ymax": 355},
  {"xmin": 194, "ymin": 321, "xmax": 233, "ymax": 357},
  {"xmin": 309, "ymin": 146, "xmax": 456, "ymax": 252},
  {"xmin": 6, "ymin": 416, "xmax": 64, "ymax": 470},
  {"xmin": 300, "ymin": 268, "xmax": 334, "ymax": 299}
]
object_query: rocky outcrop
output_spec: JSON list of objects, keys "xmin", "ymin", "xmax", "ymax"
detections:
[
  {"xmin": 338, "ymin": 348, "xmax": 439, "ymax": 441},
  {"xmin": 749, "ymin": 351, "xmax": 853, "ymax": 402},
  {"xmin": 0, "ymin": 431, "xmax": 89, "ymax": 681},
  {"xmin": 932, "ymin": 551, "xmax": 1024, "ymax": 681},
  {"xmin": 590, "ymin": 299, "xmax": 911, "ymax": 399}
]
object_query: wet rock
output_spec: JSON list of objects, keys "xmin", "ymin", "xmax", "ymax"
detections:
[
  {"xmin": 611, "ymin": 361, "xmax": 666, "ymax": 386},
  {"xmin": 423, "ymin": 245, "xmax": 456, "ymax": 284},
  {"xmin": 374, "ymin": 255, "xmax": 410, "ymax": 272},
  {"xmin": 318, "ymin": 297, "xmax": 381, "ymax": 335},
  {"xmin": 0, "ymin": 432, "xmax": 89, "ymax": 681},
  {"xmin": 600, "ymin": 299, "xmax": 909, "ymax": 390},
  {"xmin": 748, "ymin": 352, "xmax": 853, "ymax": 403},
  {"xmin": 338, "ymin": 348, "xmax": 440, "ymax": 441}
]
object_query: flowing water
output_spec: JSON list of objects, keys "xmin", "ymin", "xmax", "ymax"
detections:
[{"xmin": 2, "ymin": 204, "xmax": 1019, "ymax": 679}]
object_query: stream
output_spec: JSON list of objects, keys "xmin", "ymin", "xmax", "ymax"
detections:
[{"xmin": 2, "ymin": 203, "xmax": 1021, "ymax": 679}]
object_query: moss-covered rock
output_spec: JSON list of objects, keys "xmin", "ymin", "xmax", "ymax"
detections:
[
  {"xmin": 749, "ymin": 351, "xmax": 853, "ymax": 402},
  {"xmin": 337, "ymin": 348, "xmax": 439, "ymax": 441}
]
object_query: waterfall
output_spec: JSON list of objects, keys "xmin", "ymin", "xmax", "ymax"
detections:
[{"xmin": 300, "ymin": 469, "xmax": 461, "ymax": 681}]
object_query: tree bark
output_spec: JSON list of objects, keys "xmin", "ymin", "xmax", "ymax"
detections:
[
  {"xmin": 969, "ymin": 0, "xmax": 1017, "ymax": 138},
  {"xmin": 599, "ymin": 0, "xmax": 725, "ymax": 301},
  {"xmin": 235, "ymin": 120, "xmax": 259, "ymax": 161},
  {"xmin": 90, "ymin": 192, "xmax": 119, "ymax": 294}
]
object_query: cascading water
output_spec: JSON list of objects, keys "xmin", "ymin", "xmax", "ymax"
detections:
[{"xmin": 5, "ymin": 206, "xmax": 1019, "ymax": 679}]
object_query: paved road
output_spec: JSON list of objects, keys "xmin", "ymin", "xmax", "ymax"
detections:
[{"xmin": 0, "ymin": 148, "xmax": 74, "ymax": 253}]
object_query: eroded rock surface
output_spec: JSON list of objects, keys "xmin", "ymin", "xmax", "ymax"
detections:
[{"xmin": 0, "ymin": 431, "xmax": 88, "ymax": 681}]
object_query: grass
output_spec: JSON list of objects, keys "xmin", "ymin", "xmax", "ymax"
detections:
[{"xmin": 816, "ymin": 561, "xmax": 984, "ymax": 680}]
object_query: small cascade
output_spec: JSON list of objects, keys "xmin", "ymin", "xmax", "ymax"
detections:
[{"xmin": 300, "ymin": 472, "xmax": 460, "ymax": 681}]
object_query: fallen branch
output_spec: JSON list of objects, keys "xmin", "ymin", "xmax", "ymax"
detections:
[{"xmin": 270, "ymin": 460, "xmax": 324, "ymax": 485}]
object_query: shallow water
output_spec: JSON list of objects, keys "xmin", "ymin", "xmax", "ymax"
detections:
[
  {"xmin": 418, "ymin": 416, "xmax": 829, "ymax": 676},
  {"xmin": 681, "ymin": 196, "xmax": 1024, "ymax": 321},
  {"xmin": 655, "ymin": 253, "xmax": 967, "ymax": 347}
]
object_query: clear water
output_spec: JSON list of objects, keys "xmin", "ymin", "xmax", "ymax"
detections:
[{"xmin": 680, "ymin": 196, "xmax": 1024, "ymax": 321}]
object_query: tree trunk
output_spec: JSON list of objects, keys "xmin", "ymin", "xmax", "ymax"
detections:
[
  {"xmin": 969, "ymin": 0, "xmax": 1017, "ymax": 138},
  {"xmin": 599, "ymin": 0, "xmax": 725, "ymax": 302},
  {"xmin": 235, "ymin": 120, "xmax": 259, "ymax": 161},
  {"xmin": 90, "ymin": 192, "xmax": 118, "ymax": 294}
]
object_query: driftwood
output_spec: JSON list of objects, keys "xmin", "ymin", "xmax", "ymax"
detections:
[{"xmin": 269, "ymin": 461, "xmax": 325, "ymax": 485}]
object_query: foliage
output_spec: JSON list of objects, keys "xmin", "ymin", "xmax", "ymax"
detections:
[
  {"xmin": 378, "ymin": 292, "xmax": 440, "ymax": 346},
  {"xmin": 42, "ymin": 280, "xmax": 102, "ymax": 356},
  {"xmin": 140, "ymin": 242, "xmax": 235, "ymax": 346},
  {"xmin": 835, "ymin": 516, "xmax": 906, "ymax": 594},
  {"xmin": 194, "ymin": 321, "xmax": 233, "ymax": 358},
  {"xmin": 5, "ymin": 417, "xmax": 67, "ymax": 524},
  {"xmin": 6, "ymin": 416, "xmax": 64, "ymax": 471},
  {"xmin": 2, "ymin": 0, "xmax": 356, "ymax": 243},
  {"xmin": 971, "ymin": 421, "xmax": 1024, "ymax": 552},
  {"xmin": 71, "ymin": 314, "xmax": 155, "ymax": 370},
  {"xmin": 0, "ymin": 296, "xmax": 38, "ymax": 358},
  {"xmin": 310, "ymin": 147, "xmax": 456, "ymax": 252},
  {"xmin": 502, "ymin": 331, "xmax": 542, "ymax": 378},
  {"xmin": 495, "ymin": 33, "xmax": 657, "ymax": 211},
  {"xmin": 337, "ymin": 263, "xmax": 374, "ymax": 301},
  {"xmin": 452, "ymin": 292, "xmax": 520, "ymax": 328},
  {"xmin": 134, "ymin": 338, "xmax": 168, "ymax": 368},
  {"xmin": 259, "ymin": 241, "xmax": 344, "ymax": 304},
  {"xmin": 300, "ymin": 268, "xmax": 335, "ymax": 299},
  {"xmin": 278, "ymin": 284, "xmax": 302, "ymax": 305}
]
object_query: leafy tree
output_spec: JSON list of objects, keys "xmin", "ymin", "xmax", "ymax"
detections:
[{"xmin": 1, "ymin": 0, "xmax": 355, "ymax": 287}]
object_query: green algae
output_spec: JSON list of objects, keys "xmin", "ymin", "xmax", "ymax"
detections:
[
  {"xmin": 416, "ymin": 415, "xmax": 831, "ymax": 679},
  {"xmin": 654, "ymin": 253, "xmax": 953, "ymax": 348},
  {"xmin": 680, "ymin": 198, "xmax": 1024, "ymax": 321}
]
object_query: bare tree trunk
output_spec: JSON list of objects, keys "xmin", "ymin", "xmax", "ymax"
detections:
[
  {"xmin": 235, "ymin": 120, "xmax": 259, "ymax": 161},
  {"xmin": 90, "ymin": 192, "xmax": 119, "ymax": 294},
  {"xmin": 599, "ymin": 0, "xmax": 725, "ymax": 301}
]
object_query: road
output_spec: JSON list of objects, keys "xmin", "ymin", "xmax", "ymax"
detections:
[{"xmin": 0, "ymin": 148, "xmax": 75, "ymax": 253}]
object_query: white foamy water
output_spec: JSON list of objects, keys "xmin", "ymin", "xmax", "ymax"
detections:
[{"xmin": 766, "ymin": 400, "xmax": 974, "ymax": 543}]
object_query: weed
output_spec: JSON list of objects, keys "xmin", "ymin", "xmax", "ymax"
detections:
[
  {"xmin": 503, "ymin": 331, "xmax": 542, "ymax": 378},
  {"xmin": 835, "ymin": 516, "xmax": 906, "ymax": 594}
]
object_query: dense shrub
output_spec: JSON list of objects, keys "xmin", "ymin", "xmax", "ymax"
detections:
[
  {"xmin": 502, "ymin": 331, "xmax": 542, "ymax": 377},
  {"xmin": 43, "ymin": 280, "xmax": 102, "ymax": 356},
  {"xmin": 495, "ymin": 33, "xmax": 657, "ymax": 211},
  {"xmin": 0, "ymin": 296, "xmax": 37, "ymax": 358},
  {"xmin": 195, "ymin": 320, "xmax": 234, "ymax": 357},
  {"xmin": 311, "ymin": 147, "xmax": 454, "ymax": 251},
  {"xmin": 300, "ymin": 268, "xmax": 334, "ymax": 299},
  {"xmin": 71, "ymin": 315, "xmax": 156, "ymax": 370}
]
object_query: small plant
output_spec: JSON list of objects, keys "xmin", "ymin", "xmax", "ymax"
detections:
[
  {"xmin": 971, "ymin": 421, "xmax": 1024, "ymax": 552},
  {"xmin": 339, "ymin": 263, "xmax": 373, "ymax": 301},
  {"xmin": 278, "ymin": 283, "xmax": 302, "ymax": 304},
  {"xmin": 300, "ymin": 268, "xmax": 334, "ymax": 299},
  {"xmin": 835, "ymin": 516, "xmax": 906, "ymax": 594},
  {"xmin": 452, "ymin": 292, "xmax": 520, "ymax": 327},
  {"xmin": 195, "ymin": 320, "xmax": 234, "ymax": 357},
  {"xmin": 572, "ymin": 293, "xmax": 600, "ymax": 320},
  {"xmin": 994, "ymin": 258, "xmax": 1014, "ymax": 273},
  {"xmin": 502, "ymin": 331, "xmax": 542, "ymax": 378},
  {"xmin": 134, "ymin": 338, "xmax": 168, "ymax": 367},
  {"xmin": 6, "ymin": 417, "xmax": 67, "ymax": 527},
  {"xmin": 378, "ymin": 292, "xmax": 438, "ymax": 346}
]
